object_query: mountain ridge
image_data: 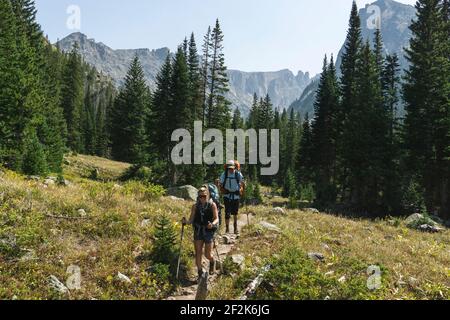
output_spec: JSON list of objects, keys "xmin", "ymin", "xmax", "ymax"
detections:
[{"xmin": 57, "ymin": 32, "xmax": 314, "ymax": 114}]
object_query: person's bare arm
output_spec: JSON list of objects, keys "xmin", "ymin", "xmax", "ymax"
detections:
[
  {"xmin": 183, "ymin": 205, "xmax": 196, "ymax": 225},
  {"xmin": 212, "ymin": 203, "xmax": 219, "ymax": 226}
]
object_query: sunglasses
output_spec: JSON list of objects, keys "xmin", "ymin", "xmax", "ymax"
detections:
[{"xmin": 199, "ymin": 195, "xmax": 207, "ymax": 199}]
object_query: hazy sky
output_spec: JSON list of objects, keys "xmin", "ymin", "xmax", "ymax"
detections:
[{"xmin": 35, "ymin": 0, "xmax": 417, "ymax": 75}]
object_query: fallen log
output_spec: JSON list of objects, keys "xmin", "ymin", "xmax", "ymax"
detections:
[{"xmin": 239, "ymin": 264, "xmax": 272, "ymax": 300}]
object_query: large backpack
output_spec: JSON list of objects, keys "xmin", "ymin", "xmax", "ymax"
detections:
[
  {"xmin": 221, "ymin": 170, "xmax": 244, "ymax": 197},
  {"xmin": 207, "ymin": 183, "xmax": 222, "ymax": 226}
]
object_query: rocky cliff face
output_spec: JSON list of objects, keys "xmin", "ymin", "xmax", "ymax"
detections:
[
  {"xmin": 57, "ymin": 32, "xmax": 170, "ymax": 89},
  {"xmin": 57, "ymin": 33, "xmax": 313, "ymax": 115},
  {"xmin": 227, "ymin": 69, "xmax": 312, "ymax": 113}
]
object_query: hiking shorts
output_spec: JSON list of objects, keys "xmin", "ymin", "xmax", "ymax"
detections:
[
  {"xmin": 194, "ymin": 226, "xmax": 215, "ymax": 244},
  {"xmin": 224, "ymin": 198, "xmax": 240, "ymax": 219}
]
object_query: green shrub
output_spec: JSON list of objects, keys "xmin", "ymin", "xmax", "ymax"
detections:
[{"xmin": 151, "ymin": 215, "xmax": 178, "ymax": 268}]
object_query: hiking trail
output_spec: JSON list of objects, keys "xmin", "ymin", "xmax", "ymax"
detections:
[{"xmin": 167, "ymin": 212, "xmax": 252, "ymax": 300}]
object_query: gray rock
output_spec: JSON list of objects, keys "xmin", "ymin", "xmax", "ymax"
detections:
[
  {"xmin": 223, "ymin": 235, "xmax": 234, "ymax": 245},
  {"xmin": 231, "ymin": 254, "xmax": 246, "ymax": 269},
  {"xmin": 308, "ymin": 252, "xmax": 325, "ymax": 262},
  {"xmin": 167, "ymin": 185, "xmax": 198, "ymax": 202},
  {"xmin": 141, "ymin": 219, "xmax": 151, "ymax": 228},
  {"xmin": 43, "ymin": 179, "xmax": 55, "ymax": 186},
  {"xmin": 270, "ymin": 207, "xmax": 286, "ymax": 215},
  {"xmin": 168, "ymin": 195, "xmax": 185, "ymax": 202},
  {"xmin": 27, "ymin": 175, "xmax": 40, "ymax": 181},
  {"xmin": 258, "ymin": 221, "xmax": 281, "ymax": 233},
  {"xmin": 306, "ymin": 208, "xmax": 320, "ymax": 214},
  {"xmin": 418, "ymin": 224, "xmax": 444, "ymax": 233},
  {"xmin": 77, "ymin": 209, "xmax": 87, "ymax": 217},
  {"xmin": 116, "ymin": 272, "xmax": 132, "ymax": 284},
  {"xmin": 20, "ymin": 249, "xmax": 37, "ymax": 262},
  {"xmin": 48, "ymin": 275, "xmax": 69, "ymax": 294},
  {"xmin": 405, "ymin": 213, "xmax": 425, "ymax": 225},
  {"xmin": 0, "ymin": 235, "xmax": 17, "ymax": 250}
]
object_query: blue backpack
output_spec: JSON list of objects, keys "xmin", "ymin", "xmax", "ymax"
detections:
[
  {"xmin": 208, "ymin": 183, "xmax": 222, "ymax": 225},
  {"xmin": 208, "ymin": 183, "xmax": 220, "ymax": 205}
]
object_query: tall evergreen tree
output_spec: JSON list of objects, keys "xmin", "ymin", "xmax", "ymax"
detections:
[
  {"xmin": 311, "ymin": 55, "xmax": 340, "ymax": 205},
  {"xmin": 60, "ymin": 43, "xmax": 84, "ymax": 152},
  {"xmin": 403, "ymin": 0, "xmax": 450, "ymax": 219},
  {"xmin": 206, "ymin": 19, "xmax": 231, "ymax": 130},
  {"xmin": 111, "ymin": 56, "xmax": 150, "ymax": 165}
]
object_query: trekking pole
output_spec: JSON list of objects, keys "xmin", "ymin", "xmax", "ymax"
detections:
[
  {"xmin": 214, "ymin": 237, "xmax": 224, "ymax": 274},
  {"xmin": 176, "ymin": 223, "xmax": 185, "ymax": 280}
]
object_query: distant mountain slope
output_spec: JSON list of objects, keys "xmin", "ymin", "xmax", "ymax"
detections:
[
  {"xmin": 290, "ymin": 0, "xmax": 416, "ymax": 118},
  {"xmin": 57, "ymin": 33, "xmax": 313, "ymax": 115}
]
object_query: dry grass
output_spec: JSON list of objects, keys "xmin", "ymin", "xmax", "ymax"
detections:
[
  {"xmin": 63, "ymin": 154, "xmax": 132, "ymax": 181},
  {"xmin": 210, "ymin": 205, "xmax": 450, "ymax": 300},
  {"xmin": 1, "ymin": 155, "xmax": 449, "ymax": 300},
  {"xmin": 0, "ymin": 161, "xmax": 194, "ymax": 300}
]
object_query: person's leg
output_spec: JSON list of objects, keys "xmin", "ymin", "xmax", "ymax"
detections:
[
  {"xmin": 204, "ymin": 241, "xmax": 215, "ymax": 274},
  {"xmin": 194, "ymin": 240, "xmax": 204, "ymax": 275},
  {"xmin": 233, "ymin": 200, "xmax": 240, "ymax": 234},
  {"xmin": 224, "ymin": 198, "xmax": 231, "ymax": 233}
]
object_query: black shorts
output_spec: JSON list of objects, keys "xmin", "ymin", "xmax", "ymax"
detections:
[
  {"xmin": 224, "ymin": 198, "xmax": 240, "ymax": 219},
  {"xmin": 193, "ymin": 226, "xmax": 215, "ymax": 244}
]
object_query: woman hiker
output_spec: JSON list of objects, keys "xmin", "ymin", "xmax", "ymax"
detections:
[{"xmin": 182, "ymin": 186, "xmax": 220, "ymax": 279}]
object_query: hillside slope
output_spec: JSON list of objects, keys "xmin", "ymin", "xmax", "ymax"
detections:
[{"xmin": 0, "ymin": 155, "xmax": 448, "ymax": 300}]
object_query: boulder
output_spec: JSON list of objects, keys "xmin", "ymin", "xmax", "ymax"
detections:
[
  {"xmin": 308, "ymin": 252, "xmax": 325, "ymax": 262},
  {"xmin": 116, "ymin": 272, "xmax": 132, "ymax": 284},
  {"xmin": 258, "ymin": 221, "xmax": 281, "ymax": 233},
  {"xmin": 306, "ymin": 208, "xmax": 320, "ymax": 214},
  {"xmin": 48, "ymin": 275, "xmax": 69, "ymax": 294},
  {"xmin": 418, "ymin": 224, "xmax": 444, "ymax": 233},
  {"xmin": 168, "ymin": 195, "xmax": 185, "ymax": 202},
  {"xmin": 168, "ymin": 185, "xmax": 198, "ymax": 202},
  {"xmin": 231, "ymin": 254, "xmax": 246, "ymax": 270},
  {"xmin": 270, "ymin": 207, "xmax": 286, "ymax": 215},
  {"xmin": 141, "ymin": 219, "xmax": 151, "ymax": 228},
  {"xmin": 43, "ymin": 179, "xmax": 55, "ymax": 186},
  {"xmin": 77, "ymin": 209, "xmax": 87, "ymax": 217},
  {"xmin": 405, "ymin": 213, "xmax": 425, "ymax": 226},
  {"xmin": 27, "ymin": 175, "xmax": 40, "ymax": 181}
]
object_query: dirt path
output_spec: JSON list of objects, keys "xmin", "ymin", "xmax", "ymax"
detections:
[{"xmin": 167, "ymin": 212, "xmax": 251, "ymax": 300}]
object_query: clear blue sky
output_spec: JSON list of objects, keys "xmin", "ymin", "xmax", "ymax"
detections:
[{"xmin": 35, "ymin": 0, "xmax": 417, "ymax": 75}]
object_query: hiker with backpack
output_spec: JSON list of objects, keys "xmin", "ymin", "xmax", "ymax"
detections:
[
  {"xmin": 219, "ymin": 160, "xmax": 245, "ymax": 235},
  {"xmin": 182, "ymin": 186, "xmax": 219, "ymax": 279}
]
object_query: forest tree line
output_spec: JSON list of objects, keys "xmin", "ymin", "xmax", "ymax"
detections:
[{"xmin": 0, "ymin": 0, "xmax": 449, "ymax": 219}]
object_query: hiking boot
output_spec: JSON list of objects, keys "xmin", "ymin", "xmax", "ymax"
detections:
[
  {"xmin": 197, "ymin": 269, "xmax": 204, "ymax": 280},
  {"xmin": 209, "ymin": 260, "xmax": 215, "ymax": 275}
]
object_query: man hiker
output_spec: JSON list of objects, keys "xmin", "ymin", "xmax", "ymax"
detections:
[
  {"xmin": 219, "ymin": 160, "xmax": 245, "ymax": 235},
  {"xmin": 182, "ymin": 186, "xmax": 220, "ymax": 279}
]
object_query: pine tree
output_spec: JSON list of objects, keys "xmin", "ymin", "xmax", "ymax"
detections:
[
  {"xmin": 248, "ymin": 93, "xmax": 260, "ymax": 129},
  {"xmin": 201, "ymin": 26, "xmax": 212, "ymax": 124},
  {"xmin": 0, "ymin": 0, "xmax": 21, "ymax": 167},
  {"xmin": 338, "ymin": 1, "xmax": 363, "ymax": 203},
  {"xmin": 232, "ymin": 108, "xmax": 244, "ymax": 130},
  {"xmin": 187, "ymin": 33, "xmax": 203, "ymax": 122},
  {"xmin": 206, "ymin": 19, "xmax": 231, "ymax": 130},
  {"xmin": 61, "ymin": 43, "xmax": 84, "ymax": 153},
  {"xmin": 403, "ymin": 0, "xmax": 450, "ymax": 218},
  {"xmin": 169, "ymin": 47, "xmax": 192, "ymax": 185},
  {"xmin": 21, "ymin": 128, "xmax": 48, "ymax": 175},
  {"xmin": 297, "ymin": 114, "xmax": 314, "ymax": 188},
  {"xmin": 151, "ymin": 214, "xmax": 177, "ymax": 266},
  {"xmin": 311, "ymin": 55, "xmax": 340, "ymax": 205},
  {"xmin": 152, "ymin": 55, "xmax": 173, "ymax": 162},
  {"xmin": 111, "ymin": 56, "xmax": 150, "ymax": 165}
]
